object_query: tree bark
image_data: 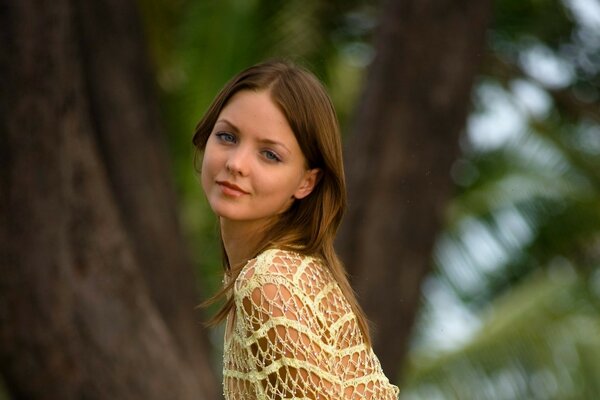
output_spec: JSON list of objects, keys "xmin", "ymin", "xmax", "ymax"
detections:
[
  {"xmin": 337, "ymin": 0, "xmax": 492, "ymax": 381},
  {"xmin": 0, "ymin": 0, "xmax": 217, "ymax": 398}
]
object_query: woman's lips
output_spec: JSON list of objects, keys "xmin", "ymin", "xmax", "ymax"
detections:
[{"xmin": 216, "ymin": 181, "xmax": 249, "ymax": 197}]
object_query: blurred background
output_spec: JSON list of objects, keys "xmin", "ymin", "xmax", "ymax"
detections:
[
  {"xmin": 2, "ymin": 0, "xmax": 599, "ymax": 399},
  {"xmin": 143, "ymin": 0, "xmax": 600, "ymax": 397}
]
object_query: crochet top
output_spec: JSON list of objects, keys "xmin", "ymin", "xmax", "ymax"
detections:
[{"xmin": 222, "ymin": 248, "xmax": 399, "ymax": 399}]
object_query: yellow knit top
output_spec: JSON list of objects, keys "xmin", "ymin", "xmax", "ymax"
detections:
[{"xmin": 223, "ymin": 248, "xmax": 400, "ymax": 399}]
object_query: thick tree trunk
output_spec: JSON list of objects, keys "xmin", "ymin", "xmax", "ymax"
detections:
[
  {"xmin": 337, "ymin": 0, "xmax": 491, "ymax": 381},
  {"xmin": 0, "ymin": 1, "xmax": 217, "ymax": 398}
]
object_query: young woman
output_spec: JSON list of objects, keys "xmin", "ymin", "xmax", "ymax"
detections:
[{"xmin": 194, "ymin": 60, "xmax": 399, "ymax": 399}]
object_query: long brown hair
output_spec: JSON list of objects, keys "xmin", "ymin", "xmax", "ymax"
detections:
[{"xmin": 193, "ymin": 60, "xmax": 371, "ymax": 344}]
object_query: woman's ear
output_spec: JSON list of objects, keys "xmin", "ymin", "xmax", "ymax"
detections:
[{"xmin": 294, "ymin": 168, "xmax": 321, "ymax": 199}]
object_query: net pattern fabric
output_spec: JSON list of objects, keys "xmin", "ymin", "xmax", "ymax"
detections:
[{"xmin": 223, "ymin": 248, "xmax": 400, "ymax": 399}]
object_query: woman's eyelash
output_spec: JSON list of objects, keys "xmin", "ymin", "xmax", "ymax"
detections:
[
  {"xmin": 262, "ymin": 150, "xmax": 282, "ymax": 162},
  {"xmin": 217, "ymin": 132, "xmax": 237, "ymax": 143},
  {"xmin": 215, "ymin": 132, "xmax": 236, "ymax": 143}
]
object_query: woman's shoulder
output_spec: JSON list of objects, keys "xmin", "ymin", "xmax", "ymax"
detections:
[{"xmin": 234, "ymin": 248, "xmax": 331, "ymax": 294}]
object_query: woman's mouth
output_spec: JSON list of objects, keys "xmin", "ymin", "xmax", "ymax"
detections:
[{"xmin": 216, "ymin": 181, "xmax": 249, "ymax": 197}]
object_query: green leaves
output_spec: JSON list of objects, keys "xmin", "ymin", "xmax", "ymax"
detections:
[
  {"xmin": 404, "ymin": 1, "xmax": 600, "ymax": 398},
  {"xmin": 404, "ymin": 268, "xmax": 600, "ymax": 399}
]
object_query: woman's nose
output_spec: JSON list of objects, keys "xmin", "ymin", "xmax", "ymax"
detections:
[{"xmin": 225, "ymin": 147, "xmax": 250, "ymax": 176}]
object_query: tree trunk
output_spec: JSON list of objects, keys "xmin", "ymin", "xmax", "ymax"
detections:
[
  {"xmin": 0, "ymin": 0, "xmax": 217, "ymax": 398},
  {"xmin": 337, "ymin": 0, "xmax": 492, "ymax": 381}
]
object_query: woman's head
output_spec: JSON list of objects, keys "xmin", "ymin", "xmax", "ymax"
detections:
[{"xmin": 194, "ymin": 60, "xmax": 346, "ymax": 256}]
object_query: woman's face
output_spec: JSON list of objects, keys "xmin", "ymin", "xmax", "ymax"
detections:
[{"xmin": 201, "ymin": 90, "xmax": 319, "ymax": 229}]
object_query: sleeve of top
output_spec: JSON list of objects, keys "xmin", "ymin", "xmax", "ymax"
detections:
[{"xmin": 234, "ymin": 264, "xmax": 342, "ymax": 400}]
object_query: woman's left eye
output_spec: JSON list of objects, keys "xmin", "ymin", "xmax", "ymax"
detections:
[
  {"xmin": 262, "ymin": 150, "xmax": 281, "ymax": 162},
  {"xmin": 215, "ymin": 132, "xmax": 236, "ymax": 143}
]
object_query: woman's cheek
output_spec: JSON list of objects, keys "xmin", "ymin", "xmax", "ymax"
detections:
[{"xmin": 200, "ymin": 154, "xmax": 216, "ymax": 193}]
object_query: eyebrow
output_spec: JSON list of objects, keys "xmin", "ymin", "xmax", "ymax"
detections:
[
  {"xmin": 214, "ymin": 118, "xmax": 240, "ymax": 132},
  {"xmin": 215, "ymin": 118, "xmax": 291, "ymax": 154}
]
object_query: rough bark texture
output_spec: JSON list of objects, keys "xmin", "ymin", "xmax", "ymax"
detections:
[
  {"xmin": 0, "ymin": 0, "xmax": 217, "ymax": 398},
  {"xmin": 337, "ymin": 0, "xmax": 492, "ymax": 381}
]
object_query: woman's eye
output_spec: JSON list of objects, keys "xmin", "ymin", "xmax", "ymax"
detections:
[
  {"xmin": 262, "ymin": 150, "xmax": 281, "ymax": 162},
  {"xmin": 215, "ymin": 132, "xmax": 236, "ymax": 143}
]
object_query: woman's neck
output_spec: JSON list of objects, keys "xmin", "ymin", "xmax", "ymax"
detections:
[{"xmin": 220, "ymin": 218, "xmax": 270, "ymax": 268}]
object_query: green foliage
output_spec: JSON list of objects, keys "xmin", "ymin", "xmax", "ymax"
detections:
[
  {"xmin": 403, "ymin": 0, "xmax": 600, "ymax": 397},
  {"xmin": 403, "ymin": 268, "xmax": 600, "ymax": 399},
  {"xmin": 493, "ymin": 0, "xmax": 574, "ymax": 46}
]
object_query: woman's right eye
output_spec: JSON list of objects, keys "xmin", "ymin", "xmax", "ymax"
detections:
[{"xmin": 215, "ymin": 132, "xmax": 236, "ymax": 143}]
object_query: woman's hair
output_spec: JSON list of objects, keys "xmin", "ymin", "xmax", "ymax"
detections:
[{"xmin": 193, "ymin": 60, "xmax": 371, "ymax": 344}]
